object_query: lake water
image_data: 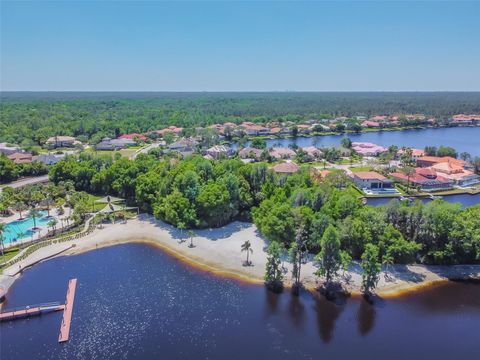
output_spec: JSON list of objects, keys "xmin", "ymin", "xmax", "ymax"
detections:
[
  {"xmin": 239, "ymin": 127, "xmax": 480, "ymax": 157},
  {"xmin": 366, "ymin": 193, "xmax": 480, "ymax": 208},
  {"xmin": 1, "ymin": 243, "xmax": 479, "ymax": 360}
]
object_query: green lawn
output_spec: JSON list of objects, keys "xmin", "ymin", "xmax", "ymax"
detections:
[
  {"xmin": 85, "ymin": 194, "xmax": 106, "ymax": 212},
  {"xmin": 0, "ymin": 247, "xmax": 20, "ymax": 266}
]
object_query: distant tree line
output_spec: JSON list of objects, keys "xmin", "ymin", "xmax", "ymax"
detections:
[{"xmin": 2, "ymin": 92, "xmax": 480, "ymax": 147}]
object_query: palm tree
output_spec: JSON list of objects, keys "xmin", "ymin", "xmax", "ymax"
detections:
[
  {"xmin": 241, "ymin": 240, "xmax": 253, "ymax": 266},
  {"xmin": 13, "ymin": 202, "xmax": 28, "ymax": 220},
  {"xmin": 47, "ymin": 219, "xmax": 58, "ymax": 234},
  {"xmin": 0, "ymin": 223, "xmax": 5, "ymax": 258},
  {"xmin": 401, "ymin": 166, "xmax": 415, "ymax": 193},
  {"xmin": 42, "ymin": 197, "xmax": 54, "ymax": 217},
  {"xmin": 28, "ymin": 208, "xmax": 43, "ymax": 229},
  {"xmin": 188, "ymin": 230, "xmax": 195, "ymax": 248}
]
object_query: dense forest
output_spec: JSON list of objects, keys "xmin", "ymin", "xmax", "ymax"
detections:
[
  {"xmin": 46, "ymin": 153, "xmax": 480, "ymax": 266},
  {"xmin": 1, "ymin": 92, "xmax": 480, "ymax": 147}
]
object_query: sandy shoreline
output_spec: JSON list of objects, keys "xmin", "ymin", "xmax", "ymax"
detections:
[{"xmin": 1, "ymin": 214, "xmax": 479, "ymax": 304}]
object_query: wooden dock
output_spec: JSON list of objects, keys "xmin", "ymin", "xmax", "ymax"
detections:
[
  {"xmin": 58, "ymin": 278, "xmax": 77, "ymax": 343},
  {"xmin": 0, "ymin": 303, "xmax": 65, "ymax": 321}
]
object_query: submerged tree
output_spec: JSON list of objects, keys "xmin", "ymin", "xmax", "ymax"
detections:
[
  {"xmin": 361, "ymin": 244, "xmax": 381, "ymax": 297},
  {"xmin": 265, "ymin": 241, "xmax": 284, "ymax": 292}
]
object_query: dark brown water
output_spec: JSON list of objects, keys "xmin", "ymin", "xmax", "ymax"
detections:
[{"xmin": 1, "ymin": 243, "xmax": 479, "ymax": 360}]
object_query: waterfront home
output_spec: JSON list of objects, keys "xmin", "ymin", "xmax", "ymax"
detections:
[
  {"xmin": 397, "ymin": 148, "xmax": 425, "ymax": 162},
  {"xmin": 239, "ymin": 122, "xmax": 270, "ymax": 136},
  {"xmin": 95, "ymin": 137, "xmax": 136, "ymax": 150},
  {"xmin": 368, "ymin": 115, "xmax": 388, "ymax": 122},
  {"xmin": 361, "ymin": 120, "xmax": 380, "ymax": 128},
  {"xmin": 118, "ymin": 133, "xmax": 147, "ymax": 142},
  {"xmin": 430, "ymin": 162, "xmax": 480, "ymax": 187},
  {"xmin": 416, "ymin": 156, "xmax": 464, "ymax": 168},
  {"xmin": 0, "ymin": 143, "xmax": 21, "ymax": 155},
  {"xmin": 301, "ymin": 146, "xmax": 322, "ymax": 160},
  {"xmin": 269, "ymin": 127, "xmax": 283, "ymax": 136},
  {"xmin": 7, "ymin": 152, "xmax": 33, "ymax": 164},
  {"xmin": 296, "ymin": 124, "xmax": 312, "ymax": 134},
  {"xmin": 451, "ymin": 114, "xmax": 480, "ymax": 125},
  {"xmin": 205, "ymin": 145, "xmax": 233, "ymax": 159},
  {"xmin": 45, "ymin": 136, "xmax": 77, "ymax": 149},
  {"xmin": 272, "ymin": 161, "xmax": 300, "ymax": 174},
  {"xmin": 33, "ymin": 153, "xmax": 61, "ymax": 165},
  {"xmin": 269, "ymin": 147, "xmax": 296, "ymax": 160},
  {"xmin": 238, "ymin": 147, "xmax": 264, "ymax": 161},
  {"xmin": 352, "ymin": 171, "xmax": 393, "ymax": 190},
  {"xmin": 390, "ymin": 168, "xmax": 454, "ymax": 191},
  {"xmin": 351, "ymin": 142, "xmax": 388, "ymax": 156}
]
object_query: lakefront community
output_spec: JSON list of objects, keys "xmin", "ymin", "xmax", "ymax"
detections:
[{"xmin": 2, "ymin": 101, "xmax": 480, "ymax": 306}]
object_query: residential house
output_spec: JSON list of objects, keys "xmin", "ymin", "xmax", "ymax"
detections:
[
  {"xmin": 362, "ymin": 120, "xmax": 380, "ymax": 128},
  {"xmin": 33, "ymin": 153, "xmax": 61, "ymax": 165},
  {"xmin": 205, "ymin": 145, "xmax": 233, "ymax": 159},
  {"xmin": 430, "ymin": 162, "xmax": 480, "ymax": 187},
  {"xmin": 46, "ymin": 136, "xmax": 77, "ymax": 149},
  {"xmin": 296, "ymin": 124, "xmax": 311, "ymax": 134},
  {"xmin": 397, "ymin": 148, "xmax": 425, "ymax": 162},
  {"xmin": 301, "ymin": 146, "xmax": 322, "ymax": 160},
  {"xmin": 351, "ymin": 142, "xmax": 388, "ymax": 156},
  {"xmin": 152, "ymin": 126, "xmax": 184, "ymax": 137},
  {"xmin": 272, "ymin": 161, "xmax": 300, "ymax": 175},
  {"xmin": 269, "ymin": 147, "xmax": 296, "ymax": 160},
  {"xmin": 8, "ymin": 152, "xmax": 33, "ymax": 164},
  {"xmin": 238, "ymin": 147, "xmax": 264, "ymax": 161},
  {"xmin": 311, "ymin": 168, "xmax": 331, "ymax": 182},
  {"xmin": 390, "ymin": 168, "xmax": 454, "ymax": 191},
  {"xmin": 95, "ymin": 137, "xmax": 136, "ymax": 150},
  {"xmin": 118, "ymin": 133, "xmax": 147, "ymax": 142},
  {"xmin": 239, "ymin": 122, "xmax": 270, "ymax": 136},
  {"xmin": 168, "ymin": 138, "xmax": 199, "ymax": 153},
  {"xmin": 451, "ymin": 114, "xmax": 480, "ymax": 125},
  {"xmin": 352, "ymin": 171, "xmax": 393, "ymax": 190},
  {"xmin": 416, "ymin": 156, "xmax": 464, "ymax": 168}
]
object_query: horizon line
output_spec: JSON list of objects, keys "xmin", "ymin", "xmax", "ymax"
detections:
[{"xmin": 1, "ymin": 90, "xmax": 480, "ymax": 93}]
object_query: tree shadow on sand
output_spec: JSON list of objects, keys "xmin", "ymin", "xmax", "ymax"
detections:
[{"xmin": 140, "ymin": 214, "xmax": 252, "ymax": 241}]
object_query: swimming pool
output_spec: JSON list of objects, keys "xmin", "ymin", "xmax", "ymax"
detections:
[{"xmin": 1, "ymin": 211, "xmax": 50, "ymax": 246}]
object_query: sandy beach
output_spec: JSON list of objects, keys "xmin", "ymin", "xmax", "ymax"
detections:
[{"xmin": 1, "ymin": 214, "xmax": 479, "ymax": 303}]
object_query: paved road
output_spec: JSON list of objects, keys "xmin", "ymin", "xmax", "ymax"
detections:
[
  {"xmin": 129, "ymin": 142, "xmax": 162, "ymax": 159},
  {"xmin": 0, "ymin": 175, "xmax": 49, "ymax": 192}
]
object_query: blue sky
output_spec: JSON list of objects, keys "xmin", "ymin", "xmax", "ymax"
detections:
[{"xmin": 1, "ymin": 1, "xmax": 479, "ymax": 91}]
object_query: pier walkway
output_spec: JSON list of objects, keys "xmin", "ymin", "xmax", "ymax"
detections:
[{"xmin": 0, "ymin": 302, "xmax": 64, "ymax": 321}]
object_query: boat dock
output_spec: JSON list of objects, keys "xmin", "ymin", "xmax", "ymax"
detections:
[
  {"xmin": 0, "ymin": 278, "xmax": 78, "ymax": 343},
  {"xmin": 0, "ymin": 302, "xmax": 65, "ymax": 321},
  {"xmin": 58, "ymin": 278, "xmax": 77, "ymax": 342}
]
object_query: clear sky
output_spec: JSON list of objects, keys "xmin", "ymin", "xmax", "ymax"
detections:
[{"xmin": 1, "ymin": 1, "xmax": 479, "ymax": 91}]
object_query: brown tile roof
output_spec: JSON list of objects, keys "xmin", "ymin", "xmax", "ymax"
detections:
[
  {"xmin": 272, "ymin": 161, "xmax": 300, "ymax": 174},
  {"xmin": 353, "ymin": 171, "xmax": 387, "ymax": 181}
]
